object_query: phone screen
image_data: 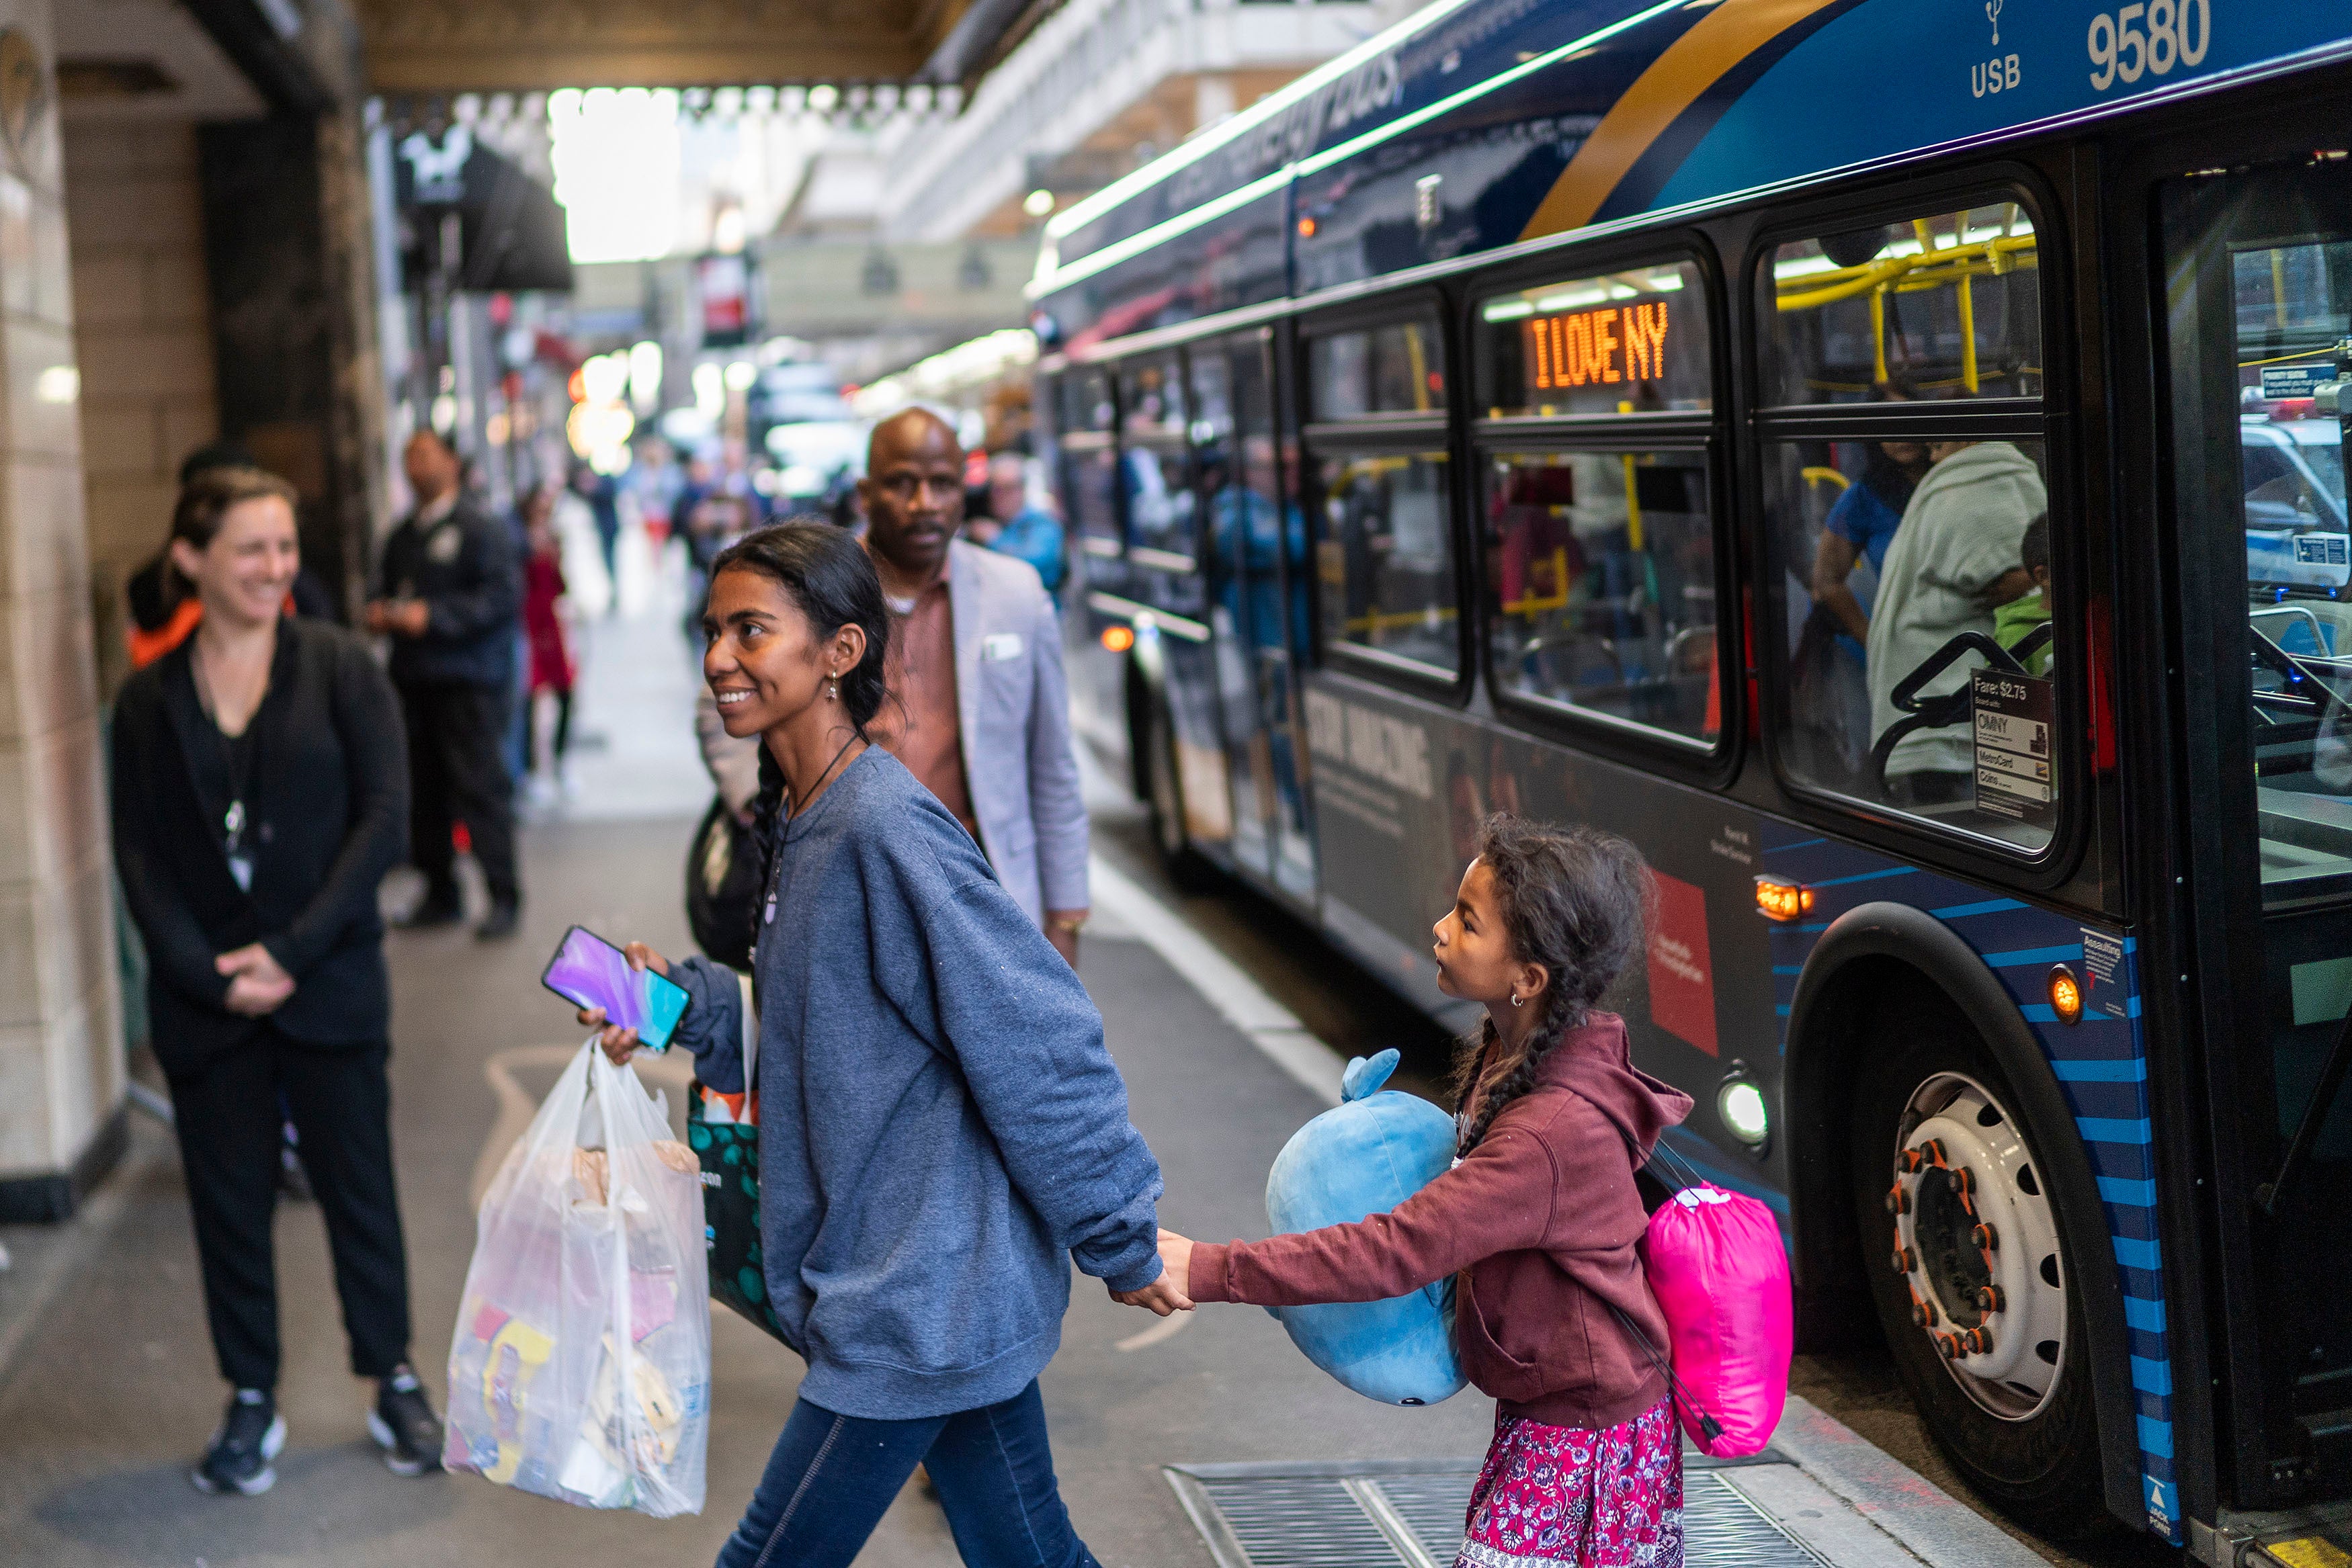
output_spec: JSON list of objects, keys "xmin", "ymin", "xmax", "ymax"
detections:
[{"xmin": 542, "ymin": 925, "xmax": 690, "ymax": 1051}]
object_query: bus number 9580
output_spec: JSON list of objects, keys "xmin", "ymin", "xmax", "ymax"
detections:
[{"xmin": 2087, "ymin": 0, "xmax": 2211, "ymax": 91}]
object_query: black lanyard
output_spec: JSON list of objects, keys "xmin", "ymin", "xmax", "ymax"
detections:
[{"xmin": 194, "ymin": 642, "xmax": 265, "ymax": 891}]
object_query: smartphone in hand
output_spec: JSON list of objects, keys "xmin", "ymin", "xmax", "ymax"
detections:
[{"xmin": 542, "ymin": 925, "xmax": 690, "ymax": 1051}]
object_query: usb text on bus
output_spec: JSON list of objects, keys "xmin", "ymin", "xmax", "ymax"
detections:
[{"xmin": 1523, "ymin": 302, "xmax": 1670, "ymax": 394}]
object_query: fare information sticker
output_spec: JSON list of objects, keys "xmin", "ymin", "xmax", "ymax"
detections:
[{"xmin": 1972, "ymin": 668, "xmax": 2054, "ymax": 826}]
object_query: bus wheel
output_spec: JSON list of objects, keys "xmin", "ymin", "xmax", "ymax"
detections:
[
  {"xmin": 1143, "ymin": 698, "xmax": 1216, "ymax": 891},
  {"xmin": 1851, "ymin": 1018, "xmax": 2107, "ymax": 1536}
]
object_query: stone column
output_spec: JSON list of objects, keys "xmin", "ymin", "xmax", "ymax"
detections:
[{"xmin": 0, "ymin": 0, "xmax": 128, "ymax": 1220}]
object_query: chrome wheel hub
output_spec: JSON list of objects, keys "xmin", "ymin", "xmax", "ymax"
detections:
[{"xmin": 1887, "ymin": 1072, "xmax": 2068, "ymax": 1420}]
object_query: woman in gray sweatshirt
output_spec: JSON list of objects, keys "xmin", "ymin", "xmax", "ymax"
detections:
[{"xmin": 587, "ymin": 522, "xmax": 1184, "ymax": 1568}]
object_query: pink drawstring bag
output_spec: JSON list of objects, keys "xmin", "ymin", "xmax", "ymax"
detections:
[{"xmin": 1634, "ymin": 1174, "xmax": 1793, "ymax": 1457}]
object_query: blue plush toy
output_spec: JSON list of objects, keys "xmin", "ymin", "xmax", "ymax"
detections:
[{"xmin": 1263, "ymin": 1049, "xmax": 1466, "ymax": 1406}]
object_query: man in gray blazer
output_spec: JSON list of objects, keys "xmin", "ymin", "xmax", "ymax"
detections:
[{"xmin": 857, "ymin": 410, "xmax": 1091, "ymax": 963}]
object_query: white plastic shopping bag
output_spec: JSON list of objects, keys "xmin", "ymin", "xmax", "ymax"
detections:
[{"xmin": 444, "ymin": 1039, "xmax": 712, "ymax": 1516}]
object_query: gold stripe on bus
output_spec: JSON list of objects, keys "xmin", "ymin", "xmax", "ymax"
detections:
[{"xmin": 1517, "ymin": 0, "xmax": 1849, "ymax": 242}]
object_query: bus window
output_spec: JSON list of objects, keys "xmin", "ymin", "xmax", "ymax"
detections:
[
  {"xmin": 1309, "ymin": 318, "xmax": 1444, "ymax": 418},
  {"xmin": 1316, "ymin": 451, "xmax": 1457, "ymax": 674},
  {"xmin": 1058, "ymin": 370, "xmax": 1120, "ymax": 552},
  {"xmin": 1477, "ymin": 261, "xmax": 1711, "ymax": 419},
  {"xmin": 1120, "ymin": 355, "xmax": 1196, "ymax": 559},
  {"xmin": 1764, "ymin": 435, "xmax": 2056, "ymax": 850},
  {"xmin": 1763, "ymin": 203, "xmax": 2042, "ymax": 406},
  {"xmin": 1483, "ymin": 449, "xmax": 1717, "ymax": 744}
]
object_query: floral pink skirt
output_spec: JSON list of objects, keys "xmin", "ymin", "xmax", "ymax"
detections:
[{"xmin": 1455, "ymin": 1399, "xmax": 1683, "ymax": 1568}]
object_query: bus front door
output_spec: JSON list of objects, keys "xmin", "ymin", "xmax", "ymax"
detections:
[{"xmin": 2164, "ymin": 152, "xmax": 2352, "ymax": 1515}]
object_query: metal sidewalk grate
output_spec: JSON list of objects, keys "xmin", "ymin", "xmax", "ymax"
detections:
[{"xmin": 1165, "ymin": 1457, "xmax": 1829, "ymax": 1568}]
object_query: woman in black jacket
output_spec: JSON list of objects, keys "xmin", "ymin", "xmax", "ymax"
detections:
[{"xmin": 112, "ymin": 467, "xmax": 443, "ymax": 1497}]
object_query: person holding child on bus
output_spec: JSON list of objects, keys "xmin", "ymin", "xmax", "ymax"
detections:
[
  {"xmin": 583, "ymin": 521, "xmax": 1180, "ymax": 1568},
  {"xmin": 1809, "ymin": 381, "xmax": 1931, "ymax": 653},
  {"xmin": 1154, "ymin": 816, "xmax": 1696, "ymax": 1568},
  {"xmin": 1865, "ymin": 439, "xmax": 2045, "ymax": 805},
  {"xmin": 1993, "ymin": 513, "xmax": 2054, "ymax": 678}
]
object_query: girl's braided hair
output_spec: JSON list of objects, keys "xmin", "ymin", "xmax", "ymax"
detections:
[
  {"xmin": 706, "ymin": 522, "xmax": 893, "ymax": 904},
  {"xmin": 1452, "ymin": 815, "xmax": 1654, "ymax": 1154}
]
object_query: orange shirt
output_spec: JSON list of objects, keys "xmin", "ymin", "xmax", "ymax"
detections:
[{"xmin": 871, "ymin": 572, "xmax": 976, "ymax": 834}]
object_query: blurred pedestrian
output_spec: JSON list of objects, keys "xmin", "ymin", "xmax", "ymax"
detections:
[
  {"xmin": 368, "ymin": 431, "xmax": 524, "ymax": 939},
  {"xmin": 584, "ymin": 522, "xmax": 1180, "ymax": 1566},
  {"xmin": 111, "ymin": 466, "xmax": 444, "ymax": 1497},
  {"xmin": 980, "ymin": 451, "xmax": 1067, "ymax": 606},
  {"xmin": 521, "ymin": 488, "xmax": 577, "ymax": 803},
  {"xmin": 569, "ymin": 462, "xmax": 623, "ymax": 599},
  {"xmin": 857, "ymin": 410, "xmax": 1091, "ymax": 964}
]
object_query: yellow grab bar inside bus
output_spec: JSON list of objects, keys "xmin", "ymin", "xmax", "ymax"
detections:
[
  {"xmin": 1802, "ymin": 466, "xmax": 1851, "ymax": 492},
  {"xmin": 1501, "ymin": 548, "xmax": 1572, "ymax": 616},
  {"xmin": 1344, "ymin": 605, "xmax": 1460, "ymax": 634}
]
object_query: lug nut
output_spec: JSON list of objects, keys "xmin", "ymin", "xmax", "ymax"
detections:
[
  {"xmin": 1885, "ymin": 1184, "xmax": 1909, "ymax": 1216},
  {"xmin": 1910, "ymin": 1300, "xmax": 1937, "ymax": 1327},
  {"xmin": 1952, "ymin": 1167, "xmax": 1975, "ymax": 1195},
  {"xmin": 1921, "ymin": 1138, "xmax": 1946, "ymax": 1164},
  {"xmin": 1976, "ymin": 1285, "xmax": 2006, "ymax": 1313},
  {"xmin": 1898, "ymin": 1148, "xmax": 1924, "ymax": 1174},
  {"xmin": 1891, "ymin": 1246, "xmax": 1915, "ymax": 1275},
  {"xmin": 1937, "ymin": 1333, "xmax": 1962, "ymax": 1359},
  {"xmin": 1964, "ymin": 1327, "xmax": 1994, "ymax": 1355},
  {"xmin": 1971, "ymin": 1223, "xmax": 1999, "ymax": 1252}
]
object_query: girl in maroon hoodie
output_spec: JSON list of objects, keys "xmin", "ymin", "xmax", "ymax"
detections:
[{"xmin": 1159, "ymin": 817, "xmax": 1695, "ymax": 1568}]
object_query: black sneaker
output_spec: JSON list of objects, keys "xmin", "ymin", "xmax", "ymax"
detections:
[
  {"xmin": 474, "ymin": 900, "xmax": 520, "ymax": 942},
  {"xmin": 368, "ymin": 1369, "xmax": 444, "ymax": 1477},
  {"xmin": 398, "ymin": 894, "xmax": 464, "ymax": 931},
  {"xmin": 191, "ymin": 1389, "xmax": 285, "ymax": 1496}
]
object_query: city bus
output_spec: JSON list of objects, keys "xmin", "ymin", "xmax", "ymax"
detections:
[{"xmin": 1026, "ymin": 0, "xmax": 2352, "ymax": 1557}]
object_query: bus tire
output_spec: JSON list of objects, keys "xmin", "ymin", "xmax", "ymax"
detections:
[
  {"xmin": 1849, "ymin": 1010, "xmax": 2109, "ymax": 1538},
  {"xmin": 1142, "ymin": 697, "xmax": 1218, "ymax": 892}
]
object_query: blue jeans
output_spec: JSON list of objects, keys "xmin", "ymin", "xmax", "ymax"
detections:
[{"xmin": 716, "ymin": 1381, "xmax": 1101, "ymax": 1568}]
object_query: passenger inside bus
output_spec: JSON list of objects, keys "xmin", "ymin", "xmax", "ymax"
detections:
[
  {"xmin": 1767, "ymin": 205, "xmax": 2058, "ymax": 846},
  {"xmin": 1866, "ymin": 439, "xmax": 2044, "ymax": 805},
  {"xmin": 1483, "ymin": 450, "xmax": 1718, "ymax": 744}
]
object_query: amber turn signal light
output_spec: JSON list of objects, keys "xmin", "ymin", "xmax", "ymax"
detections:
[
  {"xmin": 2048, "ymin": 964, "xmax": 2083, "ymax": 1025},
  {"xmin": 1754, "ymin": 875, "xmax": 1813, "ymax": 922},
  {"xmin": 1101, "ymin": 624, "xmax": 1136, "ymax": 653}
]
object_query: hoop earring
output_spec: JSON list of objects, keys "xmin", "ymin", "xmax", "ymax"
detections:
[{"xmin": 1511, "ymin": 993, "xmax": 1524, "ymax": 1008}]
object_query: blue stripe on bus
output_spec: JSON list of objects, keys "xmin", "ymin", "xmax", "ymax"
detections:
[
  {"xmin": 2132, "ymin": 1356, "xmax": 2175, "ymax": 1396},
  {"xmin": 1771, "ymin": 838, "xmax": 1827, "ymax": 852},
  {"xmin": 2124, "ymin": 1296, "xmax": 2167, "ymax": 1333},
  {"xmin": 2113, "ymin": 1236, "xmax": 2162, "ymax": 1271},
  {"xmin": 2077, "ymin": 1116, "xmax": 2154, "ymax": 1143},
  {"xmin": 1772, "ymin": 965, "xmax": 1803, "ymax": 975},
  {"xmin": 1811, "ymin": 867, "xmax": 1921, "ymax": 887},
  {"xmin": 1931, "ymin": 898, "xmax": 2028, "ymax": 918},
  {"xmin": 2136, "ymin": 1418, "xmax": 2175, "ymax": 1459},
  {"xmin": 2051, "ymin": 1057, "xmax": 2148, "ymax": 1083},
  {"xmin": 1981, "ymin": 944, "xmax": 2083, "ymax": 966},
  {"xmin": 2021, "ymin": 1004, "xmax": 2058, "ymax": 1022},
  {"xmin": 2099, "ymin": 1175, "xmax": 2159, "ymax": 1207},
  {"xmin": 1775, "ymin": 1004, "xmax": 1790, "ymax": 1016}
]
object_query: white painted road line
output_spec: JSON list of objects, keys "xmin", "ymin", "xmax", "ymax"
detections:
[{"xmin": 1089, "ymin": 855, "xmax": 1343, "ymax": 1108}]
